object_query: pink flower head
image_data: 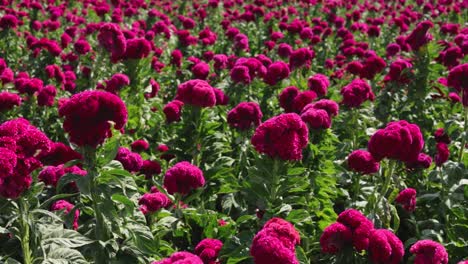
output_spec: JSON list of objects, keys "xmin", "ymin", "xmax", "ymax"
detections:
[
  {"xmin": 194, "ymin": 238, "xmax": 223, "ymax": 264},
  {"xmin": 406, "ymin": 21, "xmax": 434, "ymax": 51},
  {"xmin": 307, "ymin": 99, "xmax": 339, "ymax": 117},
  {"xmin": 192, "ymin": 62, "xmax": 210, "ymax": 80},
  {"xmin": 175, "ymin": 80, "xmax": 216, "ymax": 108},
  {"xmin": 51, "ymin": 200, "xmax": 80, "ymax": 230},
  {"xmin": 38, "ymin": 165, "xmax": 87, "ymax": 187},
  {"xmin": 395, "ymin": 188, "xmax": 417, "ymax": 212},
  {"xmin": 447, "ymin": 63, "xmax": 468, "ymax": 92},
  {"xmin": 58, "ymin": 90, "xmax": 128, "ymax": 147},
  {"xmin": 410, "ymin": 240, "xmax": 448, "ymax": 264},
  {"xmin": 368, "ymin": 229, "xmax": 404, "ymax": 264},
  {"xmin": 347, "ymin": 150, "xmax": 380, "ymax": 174},
  {"xmin": 368, "ymin": 120, "xmax": 424, "ymax": 163},
  {"xmin": 289, "ymin": 48, "xmax": 314, "ymax": 70},
  {"xmin": 320, "ymin": 222, "xmax": 352, "ymax": 254},
  {"xmin": 227, "ymin": 102, "xmax": 262, "ymax": 130},
  {"xmin": 435, "ymin": 143, "xmax": 450, "ymax": 167},
  {"xmin": 131, "ymin": 139, "xmax": 149, "ymax": 152},
  {"xmin": 115, "ymin": 147, "xmax": 143, "ymax": 172},
  {"xmin": 300, "ymin": 108, "xmax": 331, "ymax": 130},
  {"xmin": 138, "ymin": 191, "xmax": 171, "ymax": 214},
  {"xmin": 140, "ymin": 160, "xmax": 161, "ymax": 179},
  {"xmin": 337, "ymin": 209, "xmax": 374, "ymax": 251},
  {"xmin": 434, "ymin": 128, "xmax": 451, "ymax": 144},
  {"xmin": 406, "ymin": 153, "xmax": 432, "ymax": 169},
  {"xmin": 251, "ymin": 113, "xmax": 309, "ymax": 161},
  {"xmin": 341, "ymin": 79, "xmax": 375, "ymax": 108},
  {"xmin": 37, "ymin": 85, "xmax": 57, "ymax": 107},
  {"xmin": 38, "ymin": 142, "xmax": 82, "ymax": 166},
  {"xmin": 97, "ymin": 23, "xmax": 127, "ymax": 61},
  {"xmin": 153, "ymin": 252, "xmax": 203, "ymax": 264},
  {"xmin": 0, "ymin": 92, "xmax": 21, "ymax": 112},
  {"xmin": 307, "ymin": 74, "xmax": 330, "ymax": 97},
  {"xmin": 0, "ymin": 147, "xmax": 17, "ymax": 178},
  {"xmin": 163, "ymin": 100, "xmax": 184, "ymax": 123},
  {"xmin": 74, "ymin": 39, "xmax": 91, "ymax": 55},
  {"xmin": 104, "ymin": 73, "xmax": 130, "ymax": 94},
  {"xmin": 124, "ymin": 38, "xmax": 151, "ymax": 59},
  {"xmin": 264, "ymin": 61, "xmax": 290, "ymax": 85},
  {"xmin": 163, "ymin": 161, "xmax": 205, "ymax": 195},
  {"xmin": 384, "ymin": 59, "xmax": 413, "ymax": 83}
]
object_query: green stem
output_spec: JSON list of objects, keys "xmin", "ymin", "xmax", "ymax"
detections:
[
  {"xmin": 351, "ymin": 173, "xmax": 360, "ymax": 207},
  {"xmin": 83, "ymin": 147, "xmax": 108, "ymax": 262},
  {"xmin": 458, "ymin": 106, "xmax": 468, "ymax": 163},
  {"xmin": 373, "ymin": 160, "xmax": 396, "ymax": 220},
  {"xmin": 19, "ymin": 198, "xmax": 33, "ymax": 264},
  {"xmin": 270, "ymin": 159, "xmax": 281, "ymax": 206}
]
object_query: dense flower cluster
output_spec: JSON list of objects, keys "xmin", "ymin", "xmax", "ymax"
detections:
[
  {"xmin": 251, "ymin": 113, "xmax": 309, "ymax": 161},
  {"xmin": 251, "ymin": 218, "xmax": 300, "ymax": 264},
  {"xmin": 164, "ymin": 161, "xmax": 205, "ymax": 195}
]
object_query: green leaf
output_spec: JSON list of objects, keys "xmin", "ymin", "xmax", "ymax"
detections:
[
  {"xmin": 42, "ymin": 229, "xmax": 94, "ymax": 248},
  {"xmin": 43, "ymin": 247, "xmax": 89, "ymax": 264},
  {"xmin": 40, "ymin": 193, "xmax": 79, "ymax": 210},
  {"xmin": 99, "ymin": 136, "xmax": 120, "ymax": 166}
]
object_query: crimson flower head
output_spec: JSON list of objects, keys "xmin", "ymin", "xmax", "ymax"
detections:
[
  {"xmin": 58, "ymin": 90, "xmax": 128, "ymax": 147},
  {"xmin": 320, "ymin": 222, "xmax": 352, "ymax": 254},
  {"xmin": 51, "ymin": 200, "xmax": 80, "ymax": 230},
  {"xmin": 163, "ymin": 161, "xmax": 205, "ymax": 195},
  {"xmin": 153, "ymin": 252, "xmax": 203, "ymax": 264},
  {"xmin": 194, "ymin": 238, "xmax": 223, "ymax": 264},
  {"xmin": 138, "ymin": 190, "xmax": 171, "ymax": 215},
  {"xmin": 368, "ymin": 229, "xmax": 404, "ymax": 264},
  {"xmin": 263, "ymin": 61, "xmax": 290, "ymax": 85},
  {"xmin": 447, "ymin": 63, "xmax": 468, "ymax": 92},
  {"xmin": 251, "ymin": 113, "xmax": 309, "ymax": 161},
  {"xmin": 115, "ymin": 147, "xmax": 143, "ymax": 173},
  {"xmin": 340, "ymin": 79, "xmax": 375, "ymax": 108},
  {"xmin": 97, "ymin": 23, "xmax": 126, "ymax": 61},
  {"xmin": 0, "ymin": 92, "xmax": 21, "ymax": 112},
  {"xmin": 250, "ymin": 218, "xmax": 300, "ymax": 264},
  {"xmin": 336, "ymin": 209, "xmax": 374, "ymax": 251},
  {"xmin": 163, "ymin": 100, "xmax": 184, "ymax": 123},
  {"xmin": 410, "ymin": 240, "xmax": 448, "ymax": 264},
  {"xmin": 368, "ymin": 120, "xmax": 424, "ymax": 163},
  {"xmin": 405, "ymin": 21, "xmax": 434, "ymax": 51},
  {"xmin": 227, "ymin": 102, "xmax": 262, "ymax": 130},
  {"xmin": 347, "ymin": 150, "xmax": 380, "ymax": 174},
  {"xmin": 307, "ymin": 74, "xmax": 330, "ymax": 97},
  {"xmin": 175, "ymin": 80, "xmax": 216, "ymax": 108},
  {"xmin": 395, "ymin": 188, "xmax": 417, "ymax": 212}
]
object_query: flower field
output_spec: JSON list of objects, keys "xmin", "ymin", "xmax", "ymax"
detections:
[{"xmin": 0, "ymin": 0, "xmax": 467, "ymax": 263}]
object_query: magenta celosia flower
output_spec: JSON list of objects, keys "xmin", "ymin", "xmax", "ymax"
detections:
[
  {"xmin": 0, "ymin": 147, "xmax": 17, "ymax": 178},
  {"xmin": 124, "ymin": 38, "xmax": 151, "ymax": 60},
  {"xmin": 263, "ymin": 61, "xmax": 290, "ymax": 85},
  {"xmin": 74, "ymin": 39, "xmax": 91, "ymax": 55},
  {"xmin": 406, "ymin": 21, "xmax": 434, "ymax": 51},
  {"xmin": 38, "ymin": 165, "xmax": 87, "ymax": 187},
  {"xmin": 306, "ymin": 99, "xmax": 339, "ymax": 117},
  {"xmin": 58, "ymin": 90, "xmax": 128, "ymax": 147},
  {"xmin": 434, "ymin": 128, "xmax": 451, "ymax": 144},
  {"xmin": 435, "ymin": 143, "xmax": 450, "ymax": 167},
  {"xmin": 227, "ymin": 102, "xmax": 262, "ymax": 130},
  {"xmin": 194, "ymin": 238, "xmax": 223, "ymax": 264},
  {"xmin": 320, "ymin": 222, "xmax": 352, "ymax": 254},
  {"xmin": 38, "ymin": 142, "xmax": 82, "ymax": 166},
  {"xmin": 395, "ymin": 188, "xmax": 417, "ymax": 212},
  {"xmin": 406, "ymin": 153, "xmax": 432, "ymax": 169},
  {"xmin": 289, "ymin": 48, "xmax": 314, "ymax": 69},
  {"xmin": 278, "ymin": 43, "xmax": 293, "ymax": 58},
  {"xmin": 51, "ymin": 200, "xmax": 80, "ymax": 230},
  {"xmin": 175, "ymin": 80, "xmax": 216, "ymax": 108},
  {"xmin": 163, "ymin": 100, "xmax": 184, "ymax": 123},
  {"xmin": 153, "ymin": 252, "xmax": 203, "ymax": 264},
  {"xmin": 0, "ymin": 92, "xmax": 21, "ymax": 112},
  {"xmin": 368, "ymin": 120, "xmax": 424, "ymax": 163},
  {"xmin": 138, "ymin": 191, "xmax": 171, "ymax": 214},
  {"xmin": 337, "ymin": 209, "xmax": 374, "ymax": 251},
  {"xmin": 15, "ymin": 77, "xmax": 44, "ymax": 95},
  {"xmin": 250, "ymin": 231, "xmax": 299, "ymax": 264},
  {"xmin": 368, "ymin": 229, "xmax": 404, "ymax": 264},
  {"xmin": 447, "ymin": 63, "xmax": 468, "ymax": 92},
  {"xmin": 230, "ymin": 65, "xmax": 251, "ymax": 84},
  {"xmin": 300, "ymin": 108, "xmax": 331, "ymax": 130},
  {"xmin": 359, "ymin": 55, "xmax": 386, "ymax": 80},
  {"xmin": 307, "ymin": 74, "xmax": 330, "ymax": 97},
  {"xmin": 163, "ymin": 161, "xmax": 205, "ymax": 195},
  {"xmin": 97, "ymin": 23, "xmax": 127, "ymax": 61},
  {"xmin": 279, "ymin": 86, "xmax": 300, "ymax": 113},
  {"xmin": 410, "ymin": 240, "xmax": 448, "ymax": 264},
  {"xmin": 0, "ymin": 14, "xmax": 18, "ymax": 29},
  {"xmin": 384, "ymin": 59, "xmax": 413, "ymax": 83},
  {"xmin": 37, "ymin": 85, "xmax": 57, "ymax": 107},
  {"xmin": 347, "ymin": 150, "xmax": 380, "ymax": 174},
  {"xmin": 192, "ymin": 62, "xmax": 210, "ymax": 80},
  {"xmin": 115, "ymin": 147, "xmax": 143, "ymax": 173},
  {"xmin": 140, "ymin": 160, "xmax": 161, "ymax": 179},
  {"xmin": 341, "ymin": 79, "xmax": 375, "ymax": 108},
  {"xmin": 131, "ymin": 139, "xmax": 149, "ymax": 152},
  {"xmin": 103, "ymin": 73, "xmax": 130, "ymax": 94},
  {"xmin": 251, "ymin": 113, "xmax": 309, "ymax": 161}
]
